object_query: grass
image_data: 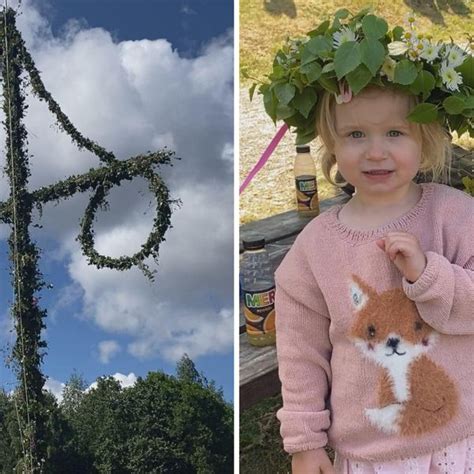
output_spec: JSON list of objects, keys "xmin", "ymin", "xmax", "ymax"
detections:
[
  {"xmin": 240, "ymin": 394, "xmax": 335, "ymax": 473},
  {"xmin": 240, "ymin": 395, "xmax": 291, "ymax": 474},
  {"xmin": 240, "ymin": 0, "xmax": 474, "ymax": 85}
]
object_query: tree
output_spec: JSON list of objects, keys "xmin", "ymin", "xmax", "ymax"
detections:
[
  {"xmin": 124, "ymin": 368, "xmax": 233, "ymax": 473},
  {"xmin": 61, "ymin": 372, "xmax": 87, "ymax": 417},
  {"xmin": 71, "ymin": 377, "xmax": 129, "ymax": 473},
  {"xmin": 176, "ymin": 353, "xmax": 203, "ymax": 385}
]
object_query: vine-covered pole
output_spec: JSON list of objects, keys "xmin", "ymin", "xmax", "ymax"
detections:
[
  {"xmin": 2, "ymin": 8, "xmax": 48, "ymax": 470},
  {"xmin": 0, "ymin": 6, "xmax": 176, "ymax": 469}
]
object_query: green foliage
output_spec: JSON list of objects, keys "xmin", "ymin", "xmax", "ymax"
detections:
[
  {"xmin": 176, "ymin": 353, "xmax": 203, "ymax": 384},
  {"xmin": 410, "ymin": 70, "xmax": 436, "ymax": 100},
  {"xmin": 334, "ymin": 41, "xmax": 361, "ymax": 79},
  {"xmin": 251, "ymin": 7, "xmax": 474, "ymax": 144},
  {"xmin": 360, "ymin": 38, "xmax": 385, "ymax": 75},
  {"xmin": 361, "ymin": 14, "xmax": 388, "ymax": 40},
  {"xmin": 0, "ymin": 364, "xmax": 233, "ymax": 472},
  {"xmin": 407, "ymin": 103, "xmax": 439, "ymax": 122},
  {"xmin": 61, "ymin": 372, "xmax": 87, "ymax": 418},
  {"xmin": 393, "ymin": 59, "xmax": 418, "ymax": 85},
  {"xmin": 462, "ymin": 177, "xmax": 474, "ymax": 196}
]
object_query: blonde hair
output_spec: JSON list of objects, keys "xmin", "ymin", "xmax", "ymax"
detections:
[{"xmin": 315, "ymin": 85, "xmax": 452, "ymax": 187}]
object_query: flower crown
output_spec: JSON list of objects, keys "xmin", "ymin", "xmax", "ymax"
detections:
[{"xmin": 253, "ymin": 8, "xmax": 474, "ymax": 144}]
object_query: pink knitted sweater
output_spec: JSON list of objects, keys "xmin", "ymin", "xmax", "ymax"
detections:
[{"xmin": 275, "ymin": 183, "xmax": 474, "ymax": 462}]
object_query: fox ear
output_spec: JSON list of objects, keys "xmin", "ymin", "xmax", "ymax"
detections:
[{"xmin": 350, "ymin": 279, "xmax": 368, "ymax": 311}]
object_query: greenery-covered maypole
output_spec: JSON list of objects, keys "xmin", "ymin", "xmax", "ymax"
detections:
[
  {"xmin": 1, "ymin": 7, "xmax": 48, "ymax": 471},
  {"xmin": 0, "ymin": 7, "xmax": 176, "ymax": 470}
]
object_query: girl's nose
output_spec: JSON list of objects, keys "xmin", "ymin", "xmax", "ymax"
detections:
[{"xmin": 366, "ymin": 138, "xmax": 388, "ymax": 160}]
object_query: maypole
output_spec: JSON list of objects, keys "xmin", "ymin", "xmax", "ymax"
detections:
[{"xmin": 0, "ymin": 6, "xmax": 176, "ymax": 470}]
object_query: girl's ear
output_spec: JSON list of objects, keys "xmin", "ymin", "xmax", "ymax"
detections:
[{"xmin": 350, "ymin": 276, "xmax": 368, "ymax": 311}]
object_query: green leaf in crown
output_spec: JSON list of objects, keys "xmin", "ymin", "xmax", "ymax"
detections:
[{"xmin": 251, "ymin": 8, "xmax": 474, "ymax": 144}]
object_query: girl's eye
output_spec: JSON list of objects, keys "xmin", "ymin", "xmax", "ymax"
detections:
[
  {"xmin": 349, "ymin": 131, "xmax": 363, "ymax": 138},
  {"xmin": 388, "ymin": 130, "xmax": 403, "ymax": 137}
]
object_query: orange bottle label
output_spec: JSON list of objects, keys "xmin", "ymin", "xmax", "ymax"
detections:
[
  {"xmin": 295, "ymin": 176, "xmax": 319, "ymax": 213},
  {"xmin": 243, "ymin": 286, "xmax": 276, "ymax": 335}
]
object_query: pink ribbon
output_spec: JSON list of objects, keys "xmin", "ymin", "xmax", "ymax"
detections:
[{"xmin": 239, "ymin": 123, "xmax": 289, "ymax": 194}]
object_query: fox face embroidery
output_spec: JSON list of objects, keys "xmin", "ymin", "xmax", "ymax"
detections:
[{"xmin": 349, "ymin": 275, "xmax": 458, "ymax": 436}]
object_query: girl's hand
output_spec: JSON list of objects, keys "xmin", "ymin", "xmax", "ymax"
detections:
[
  {"xmin": 376, "ymin": 232, "xmax": 427, "ymax": 283},
  {"xmin": 292, "ymin": 447, "xmax": 336, "ymax": 473}
]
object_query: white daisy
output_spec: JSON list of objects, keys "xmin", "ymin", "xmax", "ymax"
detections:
[
  {"xmin": 405, "ymin": 11, "xmax": 416, "ymax": 28},
  {"xmin": 420, "ymin": 40, "xmax": 442, "ymax": 63},
  {"xmin": 443, "ymin": 44, "xmax": 466, "ymax": 68},
  {"xmin": 407, "ymin": 49, "xmax": 420, "ymax": 61},
  {"xmin": 380, "ymin": 56, "xmax": 397, "ymax": 81},
  {"xmin": 440, "ymin": 61, "xmax": 463, "ymax": 91},
  {"xmin": 388, "ymin": 41, "xmax": 409, "ymax": 56},
  {"xmin": 333, "ymin": 26, "xmax": 358, "ymax": 49}
]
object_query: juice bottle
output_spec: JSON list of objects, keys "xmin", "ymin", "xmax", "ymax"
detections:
[
  {"xmin": 240, "ymin": 236, "xmax": 276, "ymax": 346},
  {"xmin": 294, "ymin": 145, "xmax": 319, "ymax": 217}
]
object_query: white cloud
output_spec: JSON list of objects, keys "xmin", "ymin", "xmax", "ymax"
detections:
[
  {"xmin": 44, "ymin": 372, "xmax": 138, "ymax": 402},
  {"xmin": 87, "ymin": 372, "xmax": 137, "ymax": 391},
  {"xmin": 98, "ymin": 340, "xmax": 121, "ymax": 364},
  {"xmin": 44, "ymin": 377, "xmax": 65, "ymax": 403},
  {"xmin": 0, "ymin": 2, "xmax": 233, "ymax": 363}
]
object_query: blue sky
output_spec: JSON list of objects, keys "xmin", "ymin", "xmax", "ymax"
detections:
[
  {"xmin": 0, "ymin": 0, "xmax": 233, "ymax": 400},
  {"xmin": 41, "ymin": 0, "xmax": 233, "ymax": 55}
]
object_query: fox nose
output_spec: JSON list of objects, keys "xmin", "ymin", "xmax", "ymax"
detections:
[{"xmin": 387, "ymin": 337, "xmax": 400, "ymax": 349}]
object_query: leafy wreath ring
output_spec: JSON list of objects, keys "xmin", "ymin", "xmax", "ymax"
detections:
[{"xmin": 78, "ymin": 163, "xmax": 173, "ymax": 279}]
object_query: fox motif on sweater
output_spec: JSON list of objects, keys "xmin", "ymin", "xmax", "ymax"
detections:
[{"xmin": 349, "ymin": 275, "xmax": 458, "ymax": 436}]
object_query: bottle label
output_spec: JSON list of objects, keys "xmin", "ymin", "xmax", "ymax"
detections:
[
  {"xmin": 295, "ymin": 175, "xmax": 319, "ymax": 213},
  {"xmin": 243, "ymin": 286, "xmax": 275, "ymax": 336}
]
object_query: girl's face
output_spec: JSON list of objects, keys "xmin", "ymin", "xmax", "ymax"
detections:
[{"xmin": 333, "ymin": 89, "xmax": 422, "ymax": 202}]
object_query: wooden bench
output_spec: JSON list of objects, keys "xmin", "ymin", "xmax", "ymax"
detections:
[{"xmin": 239, "ymin": 193, "xmax": 349, "ymax": 411}]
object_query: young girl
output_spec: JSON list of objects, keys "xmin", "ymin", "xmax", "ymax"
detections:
[{"xmin": 275, "ymin": 83, "xmax": 474, "ymax": 473}]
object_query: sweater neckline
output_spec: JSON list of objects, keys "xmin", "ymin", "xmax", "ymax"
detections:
[{"xmin": 323, "ymin": 183, "xmax": 434, "ymax": 244}]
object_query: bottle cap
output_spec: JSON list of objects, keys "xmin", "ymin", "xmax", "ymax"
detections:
[
  {"xmin": 296, "ymin": 145, "xmax": 310, "ymax": 153},
  {"xmin": 242, "ymin": 234, "xmax": 266, "ymax": 250}
]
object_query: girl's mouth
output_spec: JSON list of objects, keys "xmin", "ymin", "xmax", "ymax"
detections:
[
  {"xmin": 363, "ymin": 170, "xmax": 394, "ymax": 175},
  {"xmin": 363, "ymin": 170, "xmax": 394, "ymax": 180}
]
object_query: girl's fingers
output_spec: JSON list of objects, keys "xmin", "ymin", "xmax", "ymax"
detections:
[
  {"xmin": 384, "ymin": 239, "xmax": 412, "ymax": 260},
  {"xmin": 375, "ymin": 238, "xmax": 385, "ymax": 251}
]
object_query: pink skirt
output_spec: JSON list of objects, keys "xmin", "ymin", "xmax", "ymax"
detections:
[{"xmin": 334, "ymin": 435, "xmax": 474, "ymax": 473}]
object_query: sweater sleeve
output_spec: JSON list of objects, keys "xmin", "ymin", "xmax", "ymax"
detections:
[
  {"xmin": 402, "ymin": 251, "xmax": 474, "ymax": 335},
  {"xmin": 275, "ymin": 237, "xmax": 332, "ymax": 454}
]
